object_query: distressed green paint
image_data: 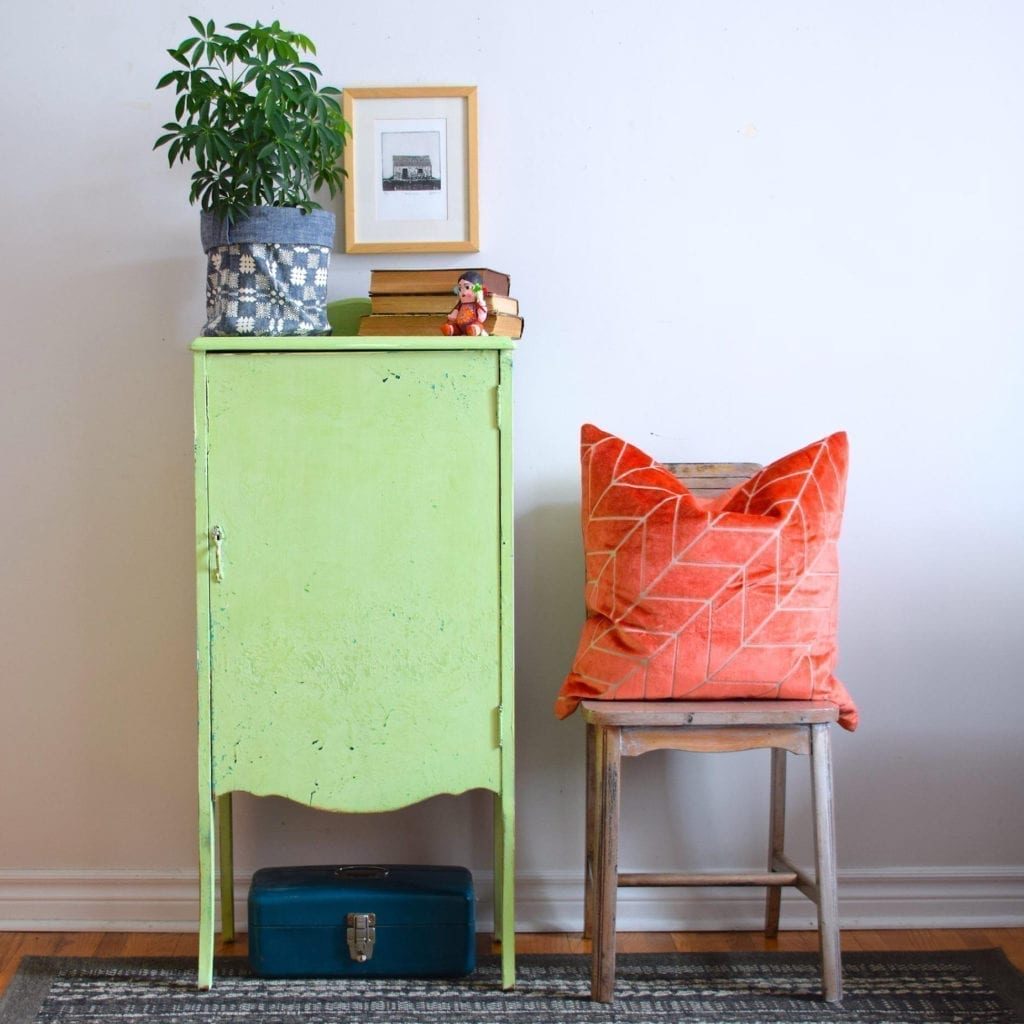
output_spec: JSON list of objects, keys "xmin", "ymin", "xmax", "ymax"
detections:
[
  {"xmin": 205, "ymin": 348, "xmax": 502, "ymax": 808},
  {"xmin": 194, "ymin": 338, "xmax": 516, "ymax": 988},
  {"xmin": 193, "ymin": 352, "xmax": 216, "ymax": 990},
  {"xmin": 496, "ymin": 350, "xmax": 516, "ymax": 989}
]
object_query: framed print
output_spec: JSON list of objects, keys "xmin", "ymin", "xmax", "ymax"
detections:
[{"xmin": 342, "ymin": 86, "xmax": 479, "ymax": 253}]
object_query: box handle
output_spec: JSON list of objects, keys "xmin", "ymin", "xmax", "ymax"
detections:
[{"xmin": 336, "ymin": 865, "xmax": 389, "ymax": 879}]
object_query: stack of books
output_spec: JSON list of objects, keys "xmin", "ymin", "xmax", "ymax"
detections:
[{"xmin": 358, "ymin": 268, "xmax": 523, "ymax": 338}]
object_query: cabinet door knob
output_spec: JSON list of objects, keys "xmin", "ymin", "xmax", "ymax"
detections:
[{"xmin": 211, "ymin": 526, "xmax": 225, "ymax": 582}]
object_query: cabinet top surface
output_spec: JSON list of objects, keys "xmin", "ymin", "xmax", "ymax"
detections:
[{"xmin": 191, "ymin": 336, "xmax": 516, "ymax": 353}]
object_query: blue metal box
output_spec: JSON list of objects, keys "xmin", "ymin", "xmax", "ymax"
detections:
[{"xmin": 247, "ymin": 865, "xmax": 476, "ymax": 978}]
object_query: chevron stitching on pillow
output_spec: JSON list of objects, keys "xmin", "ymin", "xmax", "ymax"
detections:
[{"xmin": 556, "ymin": 425, "xmax": 858, "ymax": 730}]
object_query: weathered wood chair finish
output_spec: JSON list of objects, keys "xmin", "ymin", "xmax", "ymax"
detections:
[{"xmin": 582, "ymin": 462, "xmax": 843, "ymax": 1004}]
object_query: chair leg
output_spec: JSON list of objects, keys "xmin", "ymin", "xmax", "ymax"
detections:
[
  {"xmin": 765, "ymin": 747, "xmax": 787, "ymax": 938},
  {"xmin": 583, "ymin": 722, "xmax": 596, "ymax": 942},
  {"xmin": 591, "ymin": 724, "xmax": 622, "ymax": 1003},
  {"xmin": 810, "ymin": 723, "xmax": 842, "ymax": 1002}
]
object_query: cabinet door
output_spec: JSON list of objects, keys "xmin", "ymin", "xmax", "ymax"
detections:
[{"xmin": 202, "ymin": 349, "xmax": 503, "ymax": 811}]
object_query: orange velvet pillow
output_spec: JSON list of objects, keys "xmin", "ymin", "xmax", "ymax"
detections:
[{"xmin": 555, "ymin": 425, "xmax": 858, "ymax": 730}]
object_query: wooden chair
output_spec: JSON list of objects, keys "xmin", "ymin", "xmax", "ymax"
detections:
[{"xmin": 582, "ymin": 462, "xmax": 843, "ymax": 1003}]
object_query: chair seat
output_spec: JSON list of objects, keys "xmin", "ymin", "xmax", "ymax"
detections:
[{"xmin": 580, "ymin": 700, "xmax": 839, "ymax": 727}]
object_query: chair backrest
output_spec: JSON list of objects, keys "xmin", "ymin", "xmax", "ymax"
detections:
[{"xmin": 662, "ymin": 462, "xmax": 762, "ymax": 499}]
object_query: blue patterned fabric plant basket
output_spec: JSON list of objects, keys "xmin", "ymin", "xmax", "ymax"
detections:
[{"xmin": 200, "ymin": 207, "xmax": 335, "ymax": 337}]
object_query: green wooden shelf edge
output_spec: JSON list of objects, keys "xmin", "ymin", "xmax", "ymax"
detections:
[
  {"xmin": 191, "ymin": 335, "xmax": 517, "ymax": 352},
  {"xmin": 191, "ymin": 296, "xmax": 516, "ymax": 351}
]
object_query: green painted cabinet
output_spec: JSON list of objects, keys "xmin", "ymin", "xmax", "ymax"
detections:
[{"xmin": 192, "ymin": 335, "xmax": 515, "ymax": 989}]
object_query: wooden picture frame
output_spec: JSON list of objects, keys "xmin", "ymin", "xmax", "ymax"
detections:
[{"xmin": 342, "ymin": 86, "xmax": 479, "ymax": 253}]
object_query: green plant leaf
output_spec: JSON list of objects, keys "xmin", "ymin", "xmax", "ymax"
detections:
[{"xmin": 156, "ymin": 15, "xmax": 348, "ymax": 219}]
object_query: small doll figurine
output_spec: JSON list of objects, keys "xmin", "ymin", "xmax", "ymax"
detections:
[{"xmin": 441, "ymin": 271, "xmax": 489, "ymax": 336}]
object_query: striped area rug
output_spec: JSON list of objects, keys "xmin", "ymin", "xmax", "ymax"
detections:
[{"xmin": 2, "ymin": 950, "xmax": 1023, "ymax": 1022}]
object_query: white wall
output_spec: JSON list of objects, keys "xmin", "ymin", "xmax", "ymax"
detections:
[{"xmin": 1, "ymin": 0, "xmax": 1022, "ymax": 931}]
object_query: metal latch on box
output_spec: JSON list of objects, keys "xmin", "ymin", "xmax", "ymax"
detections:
[{"xmin": 346, "ymin": 912, "xmax": 376, "ymax": 962}]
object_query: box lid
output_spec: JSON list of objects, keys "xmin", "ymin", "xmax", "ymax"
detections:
[{"xmin": 248, "ymin": 865, "xmax": 474, "ymax": 928}]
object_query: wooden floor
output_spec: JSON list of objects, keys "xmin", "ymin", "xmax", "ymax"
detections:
[{"xmin": 2, "ymin": 928, "xmax": 1022, "ymax": 995}]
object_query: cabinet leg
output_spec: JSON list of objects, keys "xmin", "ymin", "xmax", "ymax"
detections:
[
  {"xmin": 218, "ymin": 793, "xmax": 235, "ymax": 942},
  {"xmin": 493, "ymin": 791, "xmax": 515, "ymax": 989},
  {"xmin": 492, "ymin": 791, "xmax": 503, "ymax": 945},
  {"xmin": 198, "ymin": 792, "xmax": 216, "ymax": 990}
]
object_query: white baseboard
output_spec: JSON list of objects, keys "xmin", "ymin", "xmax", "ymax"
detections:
[
  {"xmin": 1, "ymin": 866, "xmax": 1021, "ymax": 932},
  {"xmin": 513, "ymin": 866, "xmax": 1024, "ymax": 932}
]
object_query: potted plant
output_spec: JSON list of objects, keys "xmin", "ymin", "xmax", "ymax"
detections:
[{"xmin": 155, "ymin": 17, "xmax": 350, "ymax": 336}]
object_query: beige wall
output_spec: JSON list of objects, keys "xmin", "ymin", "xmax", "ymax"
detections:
[{"xmin": 1, "ymin": 0, "xmax": 1022, "ymax": 929}]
